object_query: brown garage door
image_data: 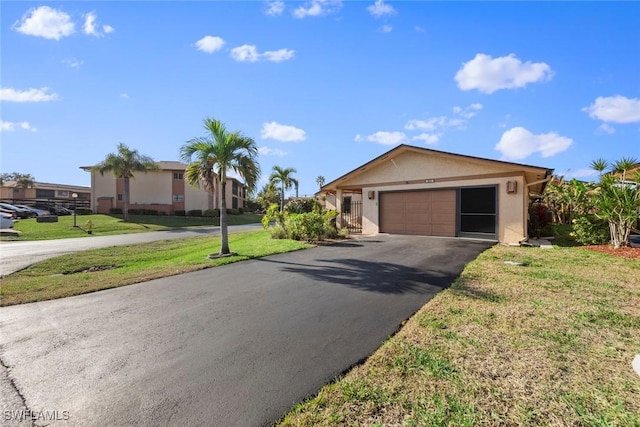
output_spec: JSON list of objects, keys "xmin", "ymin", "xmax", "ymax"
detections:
[{"xmin": 380, "ymin": 190, "xmax": 456, "ymax": 236}]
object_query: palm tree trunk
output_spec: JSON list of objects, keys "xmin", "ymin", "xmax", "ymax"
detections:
[
  {"xmin": 124, "ymin": 177, "xmax": 130, "ymax": 221},
  {"xmin": 220, "ymin": 181, "xmax": 230, "ymax": 255},
  {"xmin": 281, "ymin": 183, "xmax": 285, "ymax": 211}
]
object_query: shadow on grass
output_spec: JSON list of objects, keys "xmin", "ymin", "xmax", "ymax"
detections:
[
  {"xmin": 256, "ymin": 257, "xmax": 456, "ymax": 294},
  {"xmin": 450, "ymin": 277, "xmax": 506, "ymax": 303}
]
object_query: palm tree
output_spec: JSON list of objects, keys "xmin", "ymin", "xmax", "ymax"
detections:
[
  {"xmin": 180, "ymin": 118, "xmax": 260, "ymax": 256},
  {"xmin": 93, "ymin": 143, "xmax": 158, "ymax": 221},
  {"xmin": 270, "ymin": 166, "xmax": 298, "ymax": 211},
  {"xmin": 316, "ymin": 175, "xmax": 325, "ymax": 190}
]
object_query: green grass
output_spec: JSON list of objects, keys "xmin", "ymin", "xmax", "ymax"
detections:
[
  {"xmin": 0, "ymin": 230, "xmax": 310, "ymax": 305},
  {"xmin": 279, "ymin": 245, "xmax": 640, "ymax": 426},
  {"xmin": 8, "ymin": 213, "xmax": 262, "ymax": 240}
]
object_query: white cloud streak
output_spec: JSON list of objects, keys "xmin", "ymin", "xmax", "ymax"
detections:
[
  {"xmin": 13, "ymin": 6, "xmax": 75, "ymax": 40},
  {"xmin": 455, "ymin": 53, "xmax": 553, "ymax": 94},
  {"xmin": 231, "ymin": 45, "xmax": 294, "ymax": 62},
  {"xmin": 495, "ymin": 127, "xmax": 573, "ymax": 160},
  {"xmin": 368, "ymin": 0, "xmax": 397, "ymax": 17},
  {"xmin": 583, "ymin": 95, "xmax": 640, "ymax": 124},
  {"xmin": 293, "ymin": 0, "xmax": 343, "ymax": 18},
  {"xmin": 266, "ymin": 1, "xmax": 285, "ymax": 16},
  {"xmin": 364, "ymin": 131, "xmax": 408, "ymax": 145},
  {"xmin": 83, "ymin": 12, "xmax": 114, "ymax": 38},
  {"xmin": 0, "ymin": 121, "xmax": 36, "ymax": 132},
  {"xmin": 0, "ymin": 87, "xmax": 59, "ymax": 102},
  {"xmin": 259, "ymin": 146, "xmax": 288, "ymax": 156},
  {"xmin": 379, "ymin": 25, "xmax": 393, "ymax": 33},
  {"xmin": 195, "ymin": 35, "xmax": 225, "ymax": 54},
  {"xmin": 598, "ymin": 123, "xmax": 616, "ymax": 135},
  {"xmin": 261, "ymin": 122, "xmax": 306, "ymax": 142},
  {"xmin": 412, "ymin": 133, "xmax": 440, "ymax": 145}
]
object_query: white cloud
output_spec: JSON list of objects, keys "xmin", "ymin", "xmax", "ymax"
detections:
[
  {"xmin": 261, "ymin": 122, "xmax": 306, "ymax": 142},
  {"xmin": 405, "ymin": 117, "xmax": 448, "ymax": 131},
  {"xmin": 120, "ymin": 93, "xmax": 130, "ymax": 99},
  {"xmin": 231, "ymin": 45, "xmax": 295, "ymax": 62},
  {"xmin": 266, "ymin": 1, "xmax": 285, "ymax": 16},
  {"xmin": 379, "ymin": 25, "xmax": 393, "ymax": 33},
  {"xmin": 231, "ymin": 45, "xmax": 260, "ymax": 62},
  {"xmin": 0, "ymin": 87, "xmax": 59, "ymax": 102},
  {"xmin": 412, "ymin": 133, "xmax": 440, "ymax": 145},
  {"xmin": 263, "ymin": 49, "xmax": 295, "ymax": 62},
  {"xmin": 365, "ymin": 131, "xmax": 408, "ymax": 145},
  {"xmin": 368, "ymin": 0, "xmax": 396, "ymax": 17},
  {"xmin": 293, "ymin": 0, "xmax": 343, "ymax": 18},
  {"xmin": 62, "ymin": 57, "xmax": 83, "ymax": 68},
  {"xmin": 13, "ymin": 6, "xmax": 75, "ymax": 40},
  {"xmin": 598, "ymin": 123, "xmax": 616, "ymax": 135},
  {"xmin": 354, "ymin": 134, "xmax": 364, "ymax": 142},
  {"xmin": 453, "ymin": 103, "xmax": 483, "ymax": 119},
  {"xmin": 582, "ymin": 95, "xmax": 640, "ymax": 124},
  {"xmin": 455, "ymin": 53, "xmax": 553, "ymax": 94},
  {"xmin": 259, "ymin": 146, "xmax": 288, "ymax": 156},
  {"xmin": 0, "ymin": 121, "xmax": 36, "ymax": 132},
  {"xmin": 83, "ymin": 12, "xmax": 114, "ymax": 38},
  {"xmin": 414, "ymin": 25, "xmax": 425, "ymax": 33},
  {"xmin": 195, "ymin": 35, "xmax": 225, "ymax": 54},
  {"xmin": 495, "ymin": 127, "xmax": 573, "ymax": 160}
]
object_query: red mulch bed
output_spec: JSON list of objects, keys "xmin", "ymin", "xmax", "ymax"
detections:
[{"xmin": 581, "ymin": 245, "xmax": 640, "ymax": 259}]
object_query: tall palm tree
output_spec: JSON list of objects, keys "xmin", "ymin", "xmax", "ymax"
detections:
[
  {"xmin": 270, "ymin": 166, "xmax": 298, "ymax": 211},
  {"xmin": 93, "ymin": 143, "xmax": 158, "ymax": 221},
  {"xmin": 180, "ymin": 118, "xmax": 260, "ymax": 256},
  {"xmin": 14, "ymin": 173, "xmax": 35, "ymax": 189},
  {"xmin": 316, "ymin": 175, "xmax": 325, "ymax": 190}
]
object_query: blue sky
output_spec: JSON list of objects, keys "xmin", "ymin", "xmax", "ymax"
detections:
[{"xmin": 1, "ymin": 1, "xmax": 639, "ymax": 197}]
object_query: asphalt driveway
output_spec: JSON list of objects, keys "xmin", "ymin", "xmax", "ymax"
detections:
[{"xmin": 0, "ymin": 235, "xmax": 492, "ymax": 426}]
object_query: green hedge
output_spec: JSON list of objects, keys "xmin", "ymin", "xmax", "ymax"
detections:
[
  {"xmin": 187, "ymin": 209, "xmax": 203, "ymax": 217},
  {"xmin": 204, "ymin": 209, "xmax": 220, "ymax": 218}
]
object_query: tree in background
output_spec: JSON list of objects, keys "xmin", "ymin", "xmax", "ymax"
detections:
[
  {"xmin": 93, "ymin": 143, "xmax": 158, "ymax": 221},
  {"xmin": 269, "ymin": 166, "xmax": 298, "ymax": 211},
  {"xmin": 181, "ymin": 118, "xmax": 260, "ymax": 256},
  {"xmin": 590, "ymin": 157, "xmax": 640, "ymax": 248},
  {"xmin": 316, "ymin": 175, "xmax": 325, "ymax": 190},
  {"xmin": 0, "ymin": 172, "xmax": 35, "ymax": 188},
  {"xmin": 256, "ymin": 181, "xmax": 281, "ymax": 211}
]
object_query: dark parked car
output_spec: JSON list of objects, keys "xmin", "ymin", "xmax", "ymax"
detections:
[
  {"xmin": 0, "ymin": 203, "xmax": 35, "ymax": 219},
  {"xmin": 13, "ymin": 204, "xmax": 50, "ymax": 216}
]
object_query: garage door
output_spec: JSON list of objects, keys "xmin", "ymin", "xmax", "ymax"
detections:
[{"xmin": 379, "ymin": 190, "xmax": 456, "ymax": 236}]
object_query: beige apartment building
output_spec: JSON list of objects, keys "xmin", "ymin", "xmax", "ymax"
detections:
[
  {"xmin": 0, "ymin": 181, "xmax": 91, "ymax": 205},
  {"xmin": 81, "ymin": 161, "xmax": 246, "ymax": 214}
]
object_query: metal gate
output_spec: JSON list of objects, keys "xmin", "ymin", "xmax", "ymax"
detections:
[{"xmin": 341, "ymin": 200, "xmax": 362, "ymax": 233}]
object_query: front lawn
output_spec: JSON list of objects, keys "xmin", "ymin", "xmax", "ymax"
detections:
[
  {"xmin": 0, "ymin": 230, "xmax": 310, "ymax": 306},
  {"xmin": 9, "ymin": 213, "xmax": 262, "ymax": 240},
  {"xmin": 280, "ymin": 245, "xmax": 640, "ymax": 426}
]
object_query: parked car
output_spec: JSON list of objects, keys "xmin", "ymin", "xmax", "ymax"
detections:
[
  {"xmin": 0, "ymin": 215, "xmax": 14, "ymax": 229},
  {"xmin": 0, "ymin": 202, "xmax": 34, "ymax": 219},
  {"xmin": 13, "ymin": 204, "xmax": 50, "ymax": 216},
  {"xmin": 1, "ymin": 208, "xmax": 17, "ymax": 219}
]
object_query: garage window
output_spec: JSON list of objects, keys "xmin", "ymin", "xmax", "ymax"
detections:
[{"xmin": 458, "ymin": 186, "xmax": 497, "ymax": 239}]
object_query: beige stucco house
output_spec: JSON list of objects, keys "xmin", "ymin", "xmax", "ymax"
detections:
[
  {"xmin": 81, "ymin": 161, "xmax": 247, "ymax": 214},
  {"xmin": 318, "ymin": 144, "xmax": 553, "ymax": 244}
]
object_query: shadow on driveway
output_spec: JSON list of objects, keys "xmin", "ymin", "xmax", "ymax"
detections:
[{"xmin": 257, "ymin": 257, "xmax": 454, "ymax": 294}]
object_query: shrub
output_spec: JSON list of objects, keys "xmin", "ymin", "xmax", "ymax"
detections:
[
  {"xmin": 204, "ymin": 209, "xmax": 220, "ymax": 218},
  {"xmin": 226, "ymin": 208, "xmax": 240, "ymax": 215},
  {"xmin": 109, "ymin": 208, "xmax": 123, "ymax": 214},
  {"xmin": 262, "ymin": 204, "xmax": 284, "ymax": 229},
  {"xmin": 269, "ymin": 225, "xmax": 288, "ymax": 239},
  {"xmin": 285, "ymin": 198, "xmax": 320, "ymax": 214},
  {"xmin": 75, "ymin": 207, "xmax": 93, "ymax": 215},
  {"xmin": 238, "ymin": 207, "xmax": 244, "ymax": 214},
  {"xmin": 142, "ymin": 209, "xmax": 158, "ymax": 215},
  {"xmin": 187, "ymin": 209, "xmax": 203, "ymax": 217},
  {"xmin": 571, "ymin": 215, "xmax": 610, "ymax": 245},
  {"xmin": 174, "ymin": 210, "xmax": 186, "ymax": 216}
]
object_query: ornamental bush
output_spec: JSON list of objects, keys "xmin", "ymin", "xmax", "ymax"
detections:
[{"xmin": 571, "ymin": 215, "xmax": 610, "ymax": 246}]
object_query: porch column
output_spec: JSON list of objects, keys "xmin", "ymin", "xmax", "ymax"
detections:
[{"xmin": 335, "ymin": 189, "xmax": 343, "ymax": 229}]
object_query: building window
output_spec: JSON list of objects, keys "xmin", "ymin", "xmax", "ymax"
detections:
[
  {"xmin": 232, "ymin": 197, "xmax": 238, "ymax": 209},
  {"xmin": 232, "ymin": 181, "xmax": 239, "ymax": 196},
  {"xmin": 57, "ymin": 190, "xmax": 69, "ymax": 198},
  {"xmin": 117, "ymin": 194, "xmax": 123, "ymax": 201},
  {"xmin": 172, "ymin": 194, "xmax": 184, "ymax": 202},
  {"xmin": 36, "ymin": 189, "xmax": 55, "ymax": 198},
  {"xmin": 173, "ymin": 173, "xmax": 183, "ymax": 180}
]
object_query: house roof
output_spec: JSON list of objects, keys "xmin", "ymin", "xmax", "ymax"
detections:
[
  {"xmin": 1, "ymin": 181, "xmax": 90, "ymax": 192},
  {"xmin": 320, "ymin": 144, "xmax": 554, "ymax": 195}
]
